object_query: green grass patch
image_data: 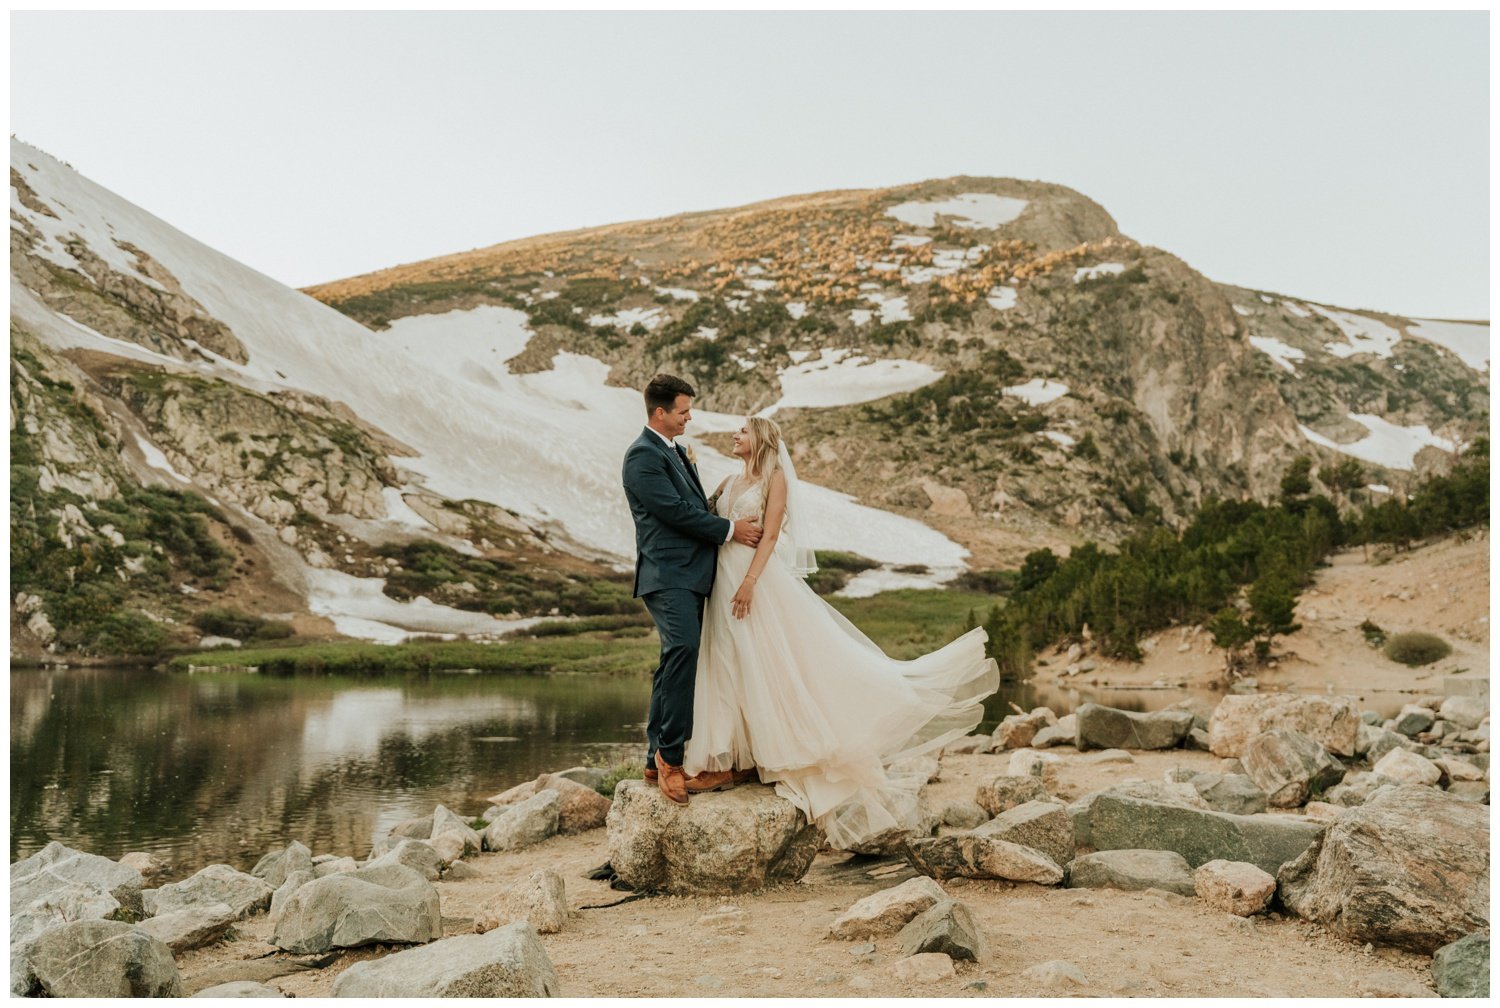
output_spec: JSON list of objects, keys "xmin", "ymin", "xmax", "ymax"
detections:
[
  {"xmin": 1383, "ymin": 631, "xmax": 1452, "ymax": 667},
  {"xmin": 829, "ymin": 588, "xmax": 995, "ymax": 660}
]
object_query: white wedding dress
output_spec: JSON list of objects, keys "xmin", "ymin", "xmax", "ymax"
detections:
[{"xmin": 683, "ymin": 476, "xmax": 1000, "ymax": 850}]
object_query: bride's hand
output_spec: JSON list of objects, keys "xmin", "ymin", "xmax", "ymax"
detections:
[{"xmin": 731, "ymin": 576, "xmax": 757, "ymax": 619}]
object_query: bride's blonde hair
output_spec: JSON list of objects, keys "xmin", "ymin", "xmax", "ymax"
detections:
[{"xmin": 745, "ymin": 416, "xmax": 783, "ymax": 488}]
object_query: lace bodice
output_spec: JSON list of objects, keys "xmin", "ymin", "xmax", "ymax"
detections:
[{"xmin": 712, "ymin": 477, "xmax": 764, "ymax": 522}]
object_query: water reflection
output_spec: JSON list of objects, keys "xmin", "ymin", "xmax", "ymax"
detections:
[{"xmin": 9, "ymin": 667, "xmax": 651, "ymax": 875}]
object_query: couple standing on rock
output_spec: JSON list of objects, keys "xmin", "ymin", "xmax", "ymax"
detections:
[{"xmin": 621, "ymin": 373, "xmax": 999, "ymax": 849}]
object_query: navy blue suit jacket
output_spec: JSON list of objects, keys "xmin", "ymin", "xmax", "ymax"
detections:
[{"xmin": 622, "ymin": 428, "xmax": 731, "ymax": 598}]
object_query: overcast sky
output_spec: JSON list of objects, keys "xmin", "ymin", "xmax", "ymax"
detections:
[{"xmin": 9, "ymin": 10, "xmax": 1490, "ymax": 319}]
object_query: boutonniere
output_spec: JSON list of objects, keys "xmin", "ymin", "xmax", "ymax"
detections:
[{"xmin": 683, "ymin": 444, "xmax": 698, "ymax": 465}]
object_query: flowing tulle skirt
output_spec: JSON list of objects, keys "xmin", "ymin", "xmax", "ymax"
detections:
[{"xmin": 683, "ymin": 541, "xmax": 999, "ymax": 850}]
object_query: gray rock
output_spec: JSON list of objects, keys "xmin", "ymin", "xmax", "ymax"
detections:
[
  {"xmin": 1164, "ymin": 697, "xmax": 1216, "ymax": 731},
  {"xmin": 482, "ymin": 790, "xmax": 561, "ymax": 852},
  {"xmin": 1189, "ymin": 773, "xmax": 1269, "ymax": 815},
  {"xmin": 1277, "ymin": 785, "xmax": 1488, "ymax": 953},
  {"xmin": 903, "ymin": 833, "xmax": 1063, "ymax": 884},
  {"xmin": 271, "ymin": 864, "xmax": 442, "ymax": 954},
  {"xmin": 1088, "ymin": 792, "xmax": 1325, "ymax": 874},
  {"xmin": 146, "ymin": 864, "xmax": 273, "ymax": 920},
  {"xmin": 313, "ymin": 856, "xmax": 358, "ymax": 878},
  {"xmin": 443, "ymin": 861, "xmax": 481, "ymax": 881},
  {"xmin": 974, "ymin": 774, "xmax": 1050, "ymax": 816},
  {"xmin": 1032, "ymin": 723, "xmax": 1073, "ymax": 749},
  {"xmin": 1075, "ymin": 703, "xmax": 1193, "ymax": 751},
  {"xmin": 1360, "ymin": 710, "xmax": 1381, "ymax": 725},
  {"xmin": 829, "ymin": 876, "xmax": 948, "ymax": 940},
  {"xmin": 534, "ymin": 776, "xmax": 615, "ymax": 834},
  {"xmin": 1021, "ymin": 959, "xmax": 1088, "ymax": 989},
  {"xmin": 10, "ymin": 840, "xmax": 145, "ymax": 918},
  {"xmin": 476, "ymin": 869, "xmax": 567, "ymax": 934},
  {"xmin": 1241, "ymin": 730, "xmax": 1346, "ymax": 807},
  {"xmin": 976, "ymin": 799, "xmax": 1074, "ymax": 866},
  {"xmin": 1065, "ymin": 849, "xmax": 1196, "ymax": 896},
  {"xmin": 940, "ymin": 799, "xmax": 990, "ymax": 829},
  {"xmin": 1186, "ymin": 727, "xmax": 1212, "ymax": 751},
  {"xmin": 943, "ymin": 734, "xmax": 989, "ymax": 755},
  {"xmin": 193, "ymin": 981, "xmax": 286, "ymax": 997},
  {"xmin": 1431, "ymin": 932, "xmax": 1489, "ymax": 998},
  {"xmin": 1363, "ymin": 725, "xmax": 1413, "ymax": 763},
  {"xmin": 428, "ymin": 832, "xmax": 467, "ymax": 865},
  {"xmin": 138, "ymin": 901, "xmax": 237, "ymax": 952},
  {"xmin": 1437, "ymin": 696, "xmax": 1487, "ymax": 732},
  {"xmin": 1082, "ymin": 748, "xmax": 1135, "ymax": 764},
  {"xmin": 1393, "ymin": 704, "xmax": 1436, "ymax": 737},
  {"xmin": 552, "ymin": 765, "xmax": 609, "ymax": 791},
  {"xmin": 388, "ymin": 815, "xmax": 436, "ymax": 839},
  {"xmin": 250, "ymin": 841, "xmax": 314, "ymax": 889},
  {"xmin": 1069, "ymin": 780, "xmax": 1210, "ymax": 848},
  {"xmin": 898, "ymin": 900, "xmax": 989, "ymax": 962},
  {"xmin": 430, "ymin": 804, "xmax": 482, "ymax": 854},
  {"xmin": 1324, "ymin": 770, "xmax": 1399, "ymax": 807},
  {"xmin": 1008, "ymin": 749, "xmax": 1063, "ymax": 784},
  {"xmin": 28, "ymin": 919, "xmax": 181, "ymax": 997},
  {"xmin": 1208, "ymin": 694, "xmax": 1361, "ymax": 758},
  {"xmin": 606, "ymin": 781, "xmax": 822, "ymax": 894},
  {"xmin": 330, "ymin": 922, "xmax": 560, "ymax": 997},
  {"xmin": 269, "ymin": 870, "xmax": 315, "ymax": 922},
  {"xmin": 365, "ymin": 838, "xmax": 445, "ymax": 881},
  {"xmin": 9, "ymin": 882, "xmax": 122, "ymax": 996},
  {"xmin": 991, "ymin": 715, "xmax": 1038, "ymax": 751}
]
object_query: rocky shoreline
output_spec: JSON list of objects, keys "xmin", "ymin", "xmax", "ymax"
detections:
[{"xmin": 9, "ymin": 690, "xmax": 1489, "ymax": 998}]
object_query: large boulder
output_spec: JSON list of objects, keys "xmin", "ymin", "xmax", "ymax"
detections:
[
  {"xmin": 271, "ymin": 864, "xmax": 442, "ymax": 954},
  {"xmin": 1087, "ymin": 792, "xmax": 1325, "ymax": 874},
  {"xmin": 899, "ymin": 900, "xmax": 989, "ymax": 963},
  {"xmin": 9, "ymin": 883, "xmax": 122, "ymax": 996},
  {"xmin": 476, "ymin": 870, "xmax": 568, "ymax": 934},
  {"xmin": 269, "ymin": 870, "xmax": 316, "ymax": 922},
  {"xmin": 975, "ymin": 800, "xmax": 1074, "ymax": 867},
  {"xmin": 1277, "ymin": 785, "xmax": 1489, "ymax": 953},
  {"xmin": 1069, "ymin": 780, "xmax": 1208, "ymax": 848},
  {"xmin": 1241, "ymin": 730, "xmax": 1346, "ymax": 807},
  {"xmin": 903, "ymin": 832, "xmax": 1063, "ymax": 884},
  {"xmin": 1431, "ymin": 933, "xmax": 1489, "ymax": 998},
  {"xmin": 991, "ymin": 715, "xmax": 1038, "ymax": 751},
  {"xmin": 1075, "ymin": 704, "xmax": 1193, "ymax": 751},
  {"xmin": 138, "ymin": 901, "xmax": 238, "ymax": 952},
  {"xmin": 975, "ymin": 775, "xmax": 1050, "ymax": 816},
  {"xmin": 829, "ymin": 876, "xmax": 947, "ymax": 940},
  {"xmin": 250, "ymin": 841, "xmax": 314, "ymax": 889},
  {"xmin": 482, "ymin": 790, "xmax": 561, "ymax": 852},
  {"xmin": 330, "ymin": 922, "xmax": 560, "ymax": 997},
  {"xmin": 606, "ymin": 781, "xmax": 822, "ymax": 894},
  {"xmin": 1208, "ymin": 694, "xmax": 1360, "ymax": 758},
  {"xmin": 11, "ymin": 840, "xmax": 144, "ymax": 918},
  {"xmin": 28, "ymin": 919, "xmax": 181, "ymax": 997},
  {"xmin": 1064, "ymin": 849, "xmax": 1196, "ymax": 897},
  {"xmin": 487, "ymin": 774, "xmax": 613, "ymax": 834},
  {"xmin": 1392, "ymin": 704, "xmax": 1436, "ymax": 737},
  {"xmin": 145, "ymin": 864, "xmax": 273, "ymax": 920}
]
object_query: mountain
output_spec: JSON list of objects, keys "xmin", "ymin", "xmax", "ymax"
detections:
[{"xmin": 10, "ymin": 142, "xmax": 1489, "ymax": 658}]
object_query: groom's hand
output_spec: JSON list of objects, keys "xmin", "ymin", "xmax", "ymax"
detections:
[{"xmin": 731, "ymin": 519, "xmax": 762, "ymax": 547}]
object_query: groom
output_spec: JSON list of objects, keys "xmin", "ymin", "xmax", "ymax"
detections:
[{"xmin": 622, "ymin": 374, "xmax": 762, "ymax": 804}]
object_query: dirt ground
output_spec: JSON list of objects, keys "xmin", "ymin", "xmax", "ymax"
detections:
[
  {"xmin": 175, "ymin": 745, "xmax": 1438, "ymax": 998},
  {"xmin": 1036, "ymin": 533, "xmax": 1489, "ymax": 704}
]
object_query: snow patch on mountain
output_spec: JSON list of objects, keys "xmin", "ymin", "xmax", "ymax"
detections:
[
  {"xmin": 1309, "ymin": 305, "xmax": 1401, "ymax": 359},
  {"xmin": 986, "ymin": 286, "xmax": 1018, "ymax": 311},
  {"xmin": 1075, "ymin": 263, "xmax": 1125, "ymax": 282},
  {"xmin": 1298, "ymin": 414, "xmax": 1456, "ymax": 470},
  {"xmin": 885, "ymin": 193, "xmax": 1028, "ymax": 230},
  {"xmin": 765, "ymin": 349, "xmax": 943, "ymax": 414},
  {"xmin": 1249, "ymin": 335, "xmax": 1307, "ymax": 374},
  {"xmin": 1003, "ymin": 378, "xmax": 1069, "ymax": 406},
  {"xmin": 1405, "ymin": 318, "xmax": 1489, "ymax": 372}
]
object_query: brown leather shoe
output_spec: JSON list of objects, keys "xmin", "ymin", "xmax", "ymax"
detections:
[
  {"xmin": 654, "ymin": 752, "xmax": 688, "ymax": 805},
  {"xmin": 686, "ymin": 769, "xmax": 736, "ymax": 793},
  {"xmin": 731, "ymin": 767, "xmax": 760, "ymax": 785},
  {"xmin": 643, "ymin": 767, "xmax": 658, "ymax": 784}
]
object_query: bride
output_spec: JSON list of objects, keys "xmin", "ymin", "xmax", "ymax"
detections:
[{"xmin": 683, "ymin": 416, "xmax": 999, "ymax": 850}]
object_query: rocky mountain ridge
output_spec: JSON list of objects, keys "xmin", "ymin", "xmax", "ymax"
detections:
[{"xmin": 9, "ymin": 140, "xmax": 1489, "ymax": 655}]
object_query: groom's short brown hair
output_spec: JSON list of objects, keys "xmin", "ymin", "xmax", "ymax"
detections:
[{"xmin": 644, "ymin": 373, "xmax": 695, "ymax": 417}]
